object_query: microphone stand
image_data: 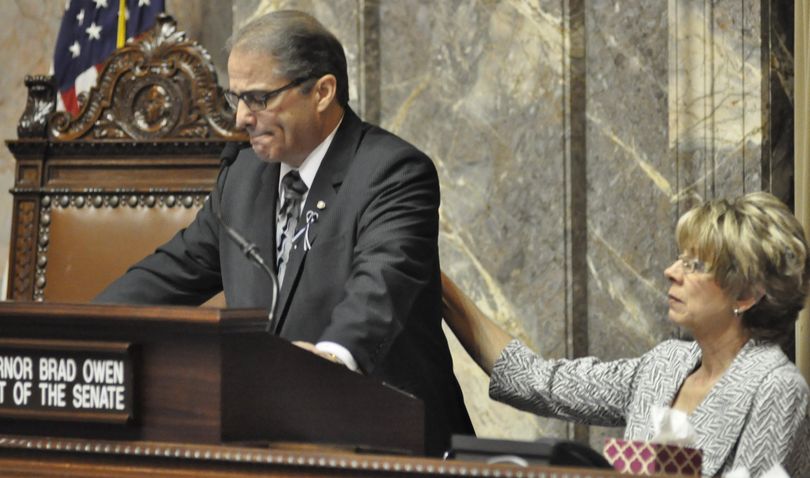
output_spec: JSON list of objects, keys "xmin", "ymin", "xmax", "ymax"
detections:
[{"xmin": 214, "ymin": 144, "xmax": 279, "ymax": 332}]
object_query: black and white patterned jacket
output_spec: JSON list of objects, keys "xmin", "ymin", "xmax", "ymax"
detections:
[{"xmin": 490, "ymin": 339, "xmax": 809, "ymax": 477}]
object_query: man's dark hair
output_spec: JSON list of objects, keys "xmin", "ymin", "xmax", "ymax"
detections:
[{"xmin": 227, "ymin": 10, "xmax": 350, "ymax": 107}]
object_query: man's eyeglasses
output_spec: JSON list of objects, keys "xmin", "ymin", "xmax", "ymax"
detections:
[
  {"xmin": 223, "ymin": 77, "xmax": 312, "ymax": 112},
  {"xmin": 677, "ymin": 253, "xmax": 707, "ymax": 274}
]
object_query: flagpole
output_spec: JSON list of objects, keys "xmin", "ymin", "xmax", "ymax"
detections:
[{"xmin": 116, "ymin": 0, "xmax": 126, "ymax": 48}]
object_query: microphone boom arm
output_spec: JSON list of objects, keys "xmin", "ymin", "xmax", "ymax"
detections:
[{"xmin": 214, "ymin": 143, "xmax": 279, "ymax": 332}]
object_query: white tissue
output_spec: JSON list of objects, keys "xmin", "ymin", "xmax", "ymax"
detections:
[
  {"xmin": 723, "ymin": 463, "xmax": 789, "ymax": 478},
  {"xmin": 724, "ymin": 468, "xmax": 751, "ymax": 478},
  {"xmin": 649, "ymin": 405, "xmax": 697, "ymax": 446}
]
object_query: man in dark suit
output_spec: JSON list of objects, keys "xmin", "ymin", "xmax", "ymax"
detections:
[{"xmin": 95, "ymin": 10, "xmax": 473, "ymax": 455}]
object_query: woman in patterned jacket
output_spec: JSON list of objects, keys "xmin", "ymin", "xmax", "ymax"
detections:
[{"xmin": 443, "ymin": 192, "xmax": 809, "ymax": 477}]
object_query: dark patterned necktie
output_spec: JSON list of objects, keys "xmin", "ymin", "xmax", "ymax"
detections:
[{"xmin": 276, "ymin": 171, "xmax": 308, "ymax": 284}]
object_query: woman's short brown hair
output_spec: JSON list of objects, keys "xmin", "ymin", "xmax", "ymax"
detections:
[{"xmin": 676, "ymin": 192, "xmax": 810, "ymax": 342}]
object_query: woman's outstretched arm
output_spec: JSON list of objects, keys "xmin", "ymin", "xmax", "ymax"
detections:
[{"xmin": 441, "ymin": 272, "xmax": 513, "ymax": 375}]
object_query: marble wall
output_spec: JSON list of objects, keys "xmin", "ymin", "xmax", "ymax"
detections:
[
  {"xmin": 585, "ymin": 1, "xmax": 673, "ymax": 444},
  {"xmin": 0, "ymin": 0, "xmax": 791, "ymax": 448}
]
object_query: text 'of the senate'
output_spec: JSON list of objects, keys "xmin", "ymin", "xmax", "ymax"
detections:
[{"xmin": 0, "ymin": 341, "xmax": 133, "ymax": 421}]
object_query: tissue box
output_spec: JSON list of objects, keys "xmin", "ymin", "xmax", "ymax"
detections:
[{"xmin": 603, "ymin": 439, "xmax": 702, "ymax": 476}]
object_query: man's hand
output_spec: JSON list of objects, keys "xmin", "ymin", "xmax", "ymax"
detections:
[{"xmin": 292, "ymin": 341, "xmax": 344, "ymax": 365}]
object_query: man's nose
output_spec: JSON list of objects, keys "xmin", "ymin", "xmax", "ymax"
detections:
[{"xmin": 234, "ymin": 102, "xmax": 254, "ymax": 130}]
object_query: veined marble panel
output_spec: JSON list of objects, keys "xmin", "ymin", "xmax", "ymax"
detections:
[
  {"xmin": 586, "ymin": 1, "xmax": 672, "ymax": 359},
  {"xmin": 709, "ymin": 0, "xmax": 762, "ymax": 198},
  {"xmin": 669, "ymin": 0, "xmax": 764, "ymax": 210},
  {"xmin": 585, "ymin": 0, "xmax": 673, "ymax": 448},
  {"xmin": 377, "ymin": 0, "xmax": 570, "ymax": 440}
]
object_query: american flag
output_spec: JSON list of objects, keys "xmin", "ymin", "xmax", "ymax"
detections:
[{"xmin": 53, "ymin": 0, "xmax": 164, "ymax": 116}]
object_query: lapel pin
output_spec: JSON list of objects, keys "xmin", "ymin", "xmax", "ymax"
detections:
[{"xmin": 316, "ymin": 200, "xmax": 326, "ymax": 210}]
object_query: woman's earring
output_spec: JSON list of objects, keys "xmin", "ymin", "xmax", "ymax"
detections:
[{"xmin": 733, "ymin": 307, "xmax": 742, "ymax": 317}]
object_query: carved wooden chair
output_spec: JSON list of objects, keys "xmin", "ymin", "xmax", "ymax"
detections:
[{"xmin": 6, "ymin": 15, "xmax": 244, "ymax": 304}]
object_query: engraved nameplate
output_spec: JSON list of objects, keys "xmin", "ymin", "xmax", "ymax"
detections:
[{"xmin": 0, "ymin": 339, "xmax": 134, "ymax": 424}]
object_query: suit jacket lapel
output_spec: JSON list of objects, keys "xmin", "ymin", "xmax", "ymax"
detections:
[
  {"xmin": 254, "ymin": 162, "xmax": 279, "ymax": 263},
  {"xmin": 273, "ymin": 109, "xmax": 361, "ymax": 333},
  {"xmin": 230, "ymin": 160, "xmax": 279, "ymax": 311},
  {"xmin": 654, "ymin": 346, "xmax": 697, "ymax": 417},
  {"xmin": 624, "ymin": 342, "xmax": 700, "ymax": 442},
  {"xmin": 690, "ymin": 340, "xmax": 779, "ymax": 476}
]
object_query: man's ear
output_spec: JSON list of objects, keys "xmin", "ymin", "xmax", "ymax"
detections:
[{"xmin": 314, "ymin": 74, "xmax": 337, "ymax": 112}]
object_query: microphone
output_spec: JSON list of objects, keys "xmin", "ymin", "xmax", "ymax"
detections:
[
  {"xmin": 214, "ymin": 143, "xmax": 279, "ymax": 332},
  {"xmin": 219, "ymin": 142, "xmax": 240, "ymax": 167}
]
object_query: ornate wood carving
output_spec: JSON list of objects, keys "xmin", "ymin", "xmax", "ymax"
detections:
[
  {"xmin": 48, "ymin": 14, "xmax": 240, "ymax": 142},
  {"xmin": 17, "ymin": 76, "xmax": 57, "ymax": 139},
  {"xmin": 0, "ymin": 435, "xmax": 637, "ymax": 478},
  {"xmin": 10, "ymin": 200, "xmax": 37, "ymax": 300},
  {"xmin": 7, "ymin": 139, "xmax": 243, "ymax": 158}
]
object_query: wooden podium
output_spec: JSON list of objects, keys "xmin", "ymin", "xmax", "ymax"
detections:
[
  {"xmin": 0, "ymin": 302, "xmax": 645, "ymax": 478},
  {"xmin": 0, "ymin": 301, "xmax": 424, "ymax": 455}
]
